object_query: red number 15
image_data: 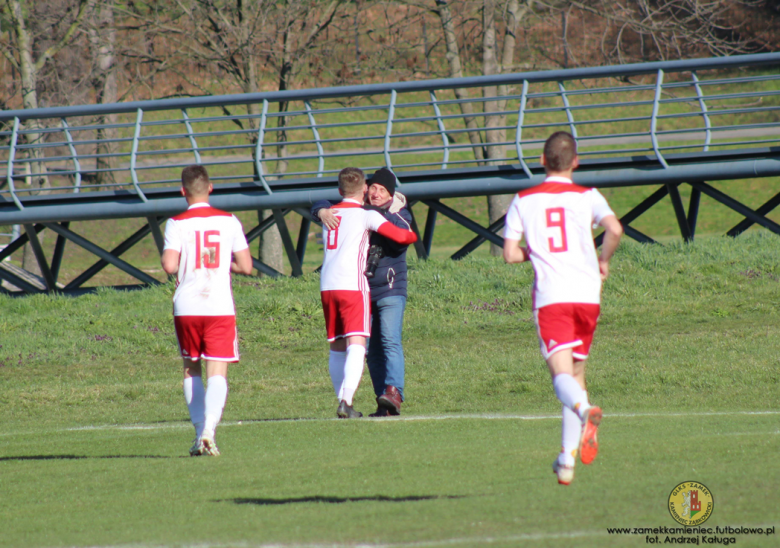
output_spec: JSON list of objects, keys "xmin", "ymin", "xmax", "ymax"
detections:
[
  {"xmin": 195, "ymin": 230, "xmax": 220, "ymax": 269},
  {"xmin": 545, "ymin": 208, "xmax": 568, "ymax": 253}
]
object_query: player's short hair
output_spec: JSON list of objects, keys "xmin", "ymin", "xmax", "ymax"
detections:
[
  {"xmin": 543, "ymin": 132, "xmax": 578, "ymax": 172},
  {"xmin": 338, "ymin": 167, "xmax": 366, "ymax": 195},
  {"xmin": 181, "ymin": 165, "xmax": 210, "ymax": 195}
]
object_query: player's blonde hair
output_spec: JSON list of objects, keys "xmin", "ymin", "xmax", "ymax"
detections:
[
  {"xmin": 181, "ymin": 165, "xmax": 210, "ymax": 196},
  {"xmin": 338, "ymin": 167, "xmax": 366, "ymax": 196},
  {"xmin": 543, "ymin": 132, "xmax": 577, "ymax": 172}
]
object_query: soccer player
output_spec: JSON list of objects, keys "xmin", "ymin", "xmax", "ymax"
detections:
[
  {"xmin": 503, "ymin": 132, "xmax": 623, "ymax": 485},
  {"xmin": 161, "ymin": 165, "xmax": 253, "ymax": 456},
  {"xmin": 320, "ymin": 167, "xmax": 418, "ymax": 418},
  {"xmin": 313, "ymin": 168, "xmax": 413, "ymax": 417}
]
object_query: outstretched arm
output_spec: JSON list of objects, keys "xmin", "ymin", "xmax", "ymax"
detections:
[{"xmin": 376, "ymin": 221, "xmax": 418, "ymax": 245}]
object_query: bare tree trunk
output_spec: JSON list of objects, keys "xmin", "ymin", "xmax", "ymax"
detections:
[
  {"xmin": 89, "ymin": 0, "xmax": 117, "ymax": 189},
  {"xmin": 434, "ymin": 0, "xmax": 485, "ymax": 163},
  {"xmin": 484, "ymin": 0, "xmax": 523, "ymax": 256},
  {"xmin": 254, "ymin": 13, "xmax": 297, "ymax": 277},
  {"xmin": 258, "ymin": 209, "xmax": 284, "ymax": 275},
  {"xmin": 5, "ymin": 0, "xmax": 96, "ymax": 274},
  {"xmin": 11, "ymin": 0, "xmax": 48, "ymax": 273}
]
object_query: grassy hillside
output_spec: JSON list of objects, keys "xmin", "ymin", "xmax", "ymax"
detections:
[{"xmin": 1, "ymin": 232, "xmax": 778, "ymax": 429}]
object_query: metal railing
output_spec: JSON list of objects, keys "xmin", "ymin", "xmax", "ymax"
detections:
[
  {"xmin": 1, "ymin": 52, "xmax": 779, "ymax": 212},
  {"xmin": 0, "ymin": 52, "xmax": 779, "ymax": 291}
]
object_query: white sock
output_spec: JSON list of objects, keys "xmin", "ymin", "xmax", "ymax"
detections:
[
  {"xmin": 204, "ymin": 375, "xmax": 228, "ymax": 433},
  {"xmin": 553, "ymin": 374, "xmax": 590, "ymax": 419},
  {"xmin": 328, "ymin": 350, "xmax": 347, "ymax": 398},
  {"xmin": 340, "ymin": 344, "xmax": 366, "ymax": 405},
  {"xmin": 183, "ymin": 375, "xmax": 205, "ymax": 437},
  {"xmin": 560, "ymin": 405, "xmax": 580, "ymax": 466}
]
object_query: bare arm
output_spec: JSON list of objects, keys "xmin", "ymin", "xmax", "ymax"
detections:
[
  {"xmin": 503, "ymin": 238, "xmax": 529, "ymax": 264},
  {"xmin": 597, "ymin": 215, "xmax": 623, "ymax": 280},
  {"xmin": 231, "ymin": 248, "xmax": 253, "ymax": 275},
  {"xmin": 161, "ymin": 249, "xmax": 180, "ymax": 275}
]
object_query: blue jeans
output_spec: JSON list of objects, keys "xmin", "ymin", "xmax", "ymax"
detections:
[{"xmin": 367, "ymin": 295, "xmax": 406, "ymax": 401}]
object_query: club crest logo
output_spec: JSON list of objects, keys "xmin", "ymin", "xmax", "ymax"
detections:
[{"xmin": 668, "ymin": 481, "xmax": 714, "ymax": 526}]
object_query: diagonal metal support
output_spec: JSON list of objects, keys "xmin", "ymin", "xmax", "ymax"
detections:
[
  {"xmin": 597, "ymin": 223, "xmax": 657, "ymax": 246},
  {"xmin": 0, "ymin": 266, "xmax": 44, "ymax": 293},
  {"xmin": 451, "ymin": 217, "xmax": 506, "ymax": 260},
  {"xmin": 293, "ymin": 207, "xmax": 316, "ymax": 222},
  {"xmin": 272, "ymin": 209, "xmax": 303, "ymax": 277},
  {"xmin": 423, "ymin": 205, "xmax": 437, "ymax": 258},
  {"xmin": 690, "ymin": 181, "xmax": 780, "ymax": 236},
  {"xmin": 65, "ymin": 222, "xmax": 154, "ymax": 289},
  {"xmin": 23, "ymin": 224, "xmax": 56, "ymax": 290},
  {"xmin": 147, "ymin": 216, "xmax": 166, "ymax": 254},
  {"xmin": 726, "ymin": 191, "xmax": 780, "ymax": 237},
  {"xmin": 423, "ymin": 200, "xmax": 504, "ymax": 248},
  {"xmin": 618, "ymin": 185, "xmax": 670, "ymax": 227},
  {"xmin": 666, "ymin": 183, "xmax": 693, "ymax": 242},
  {"xmin": 251, "ymin": 258, "xmax": 282, "ymax": 278},
  {"xmin": 45, "ymin": 223, "xmax": 161, "ymax": 287},
  {"xmin": 623, "ymin": 225, "xmax": 658, "ymax": 245},
  {"xmin": 245, "ymin": 210, "xmax": 288, "ymax": 244},
  {"xmin": 687, "ymin": 187, "xmax": 701, "ymax": 239},
  {"xmin": 50, "ymin": 221, "xmax": 69, "ymax": 283},
  {"xmin": 594, "ymin": 186, "xmax": 669, "ymax": 247},
  {"xmin": 0, "ymin": 224, "xmax": 43, "ymax": 262},
  {"xmin": 296, "ymin": 216, "xmax": 311, "ymax": 265}
]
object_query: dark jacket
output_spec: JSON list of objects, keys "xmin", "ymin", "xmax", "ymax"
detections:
[{"xmin": 311, "ymin": 193, "xmax": 411, "ymax": 302}]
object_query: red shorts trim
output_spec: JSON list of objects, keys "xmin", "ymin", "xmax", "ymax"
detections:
[
  {"xmin": 321, "ymin": 290, "xmax": 370, "ymax": 342},
  {"xmin": 174, "ymin": 315, "xmax": 239, "ymax": 362},
  {"xmin": 534, "ymin": 303, "xmax": 600, "ymax": 361}
]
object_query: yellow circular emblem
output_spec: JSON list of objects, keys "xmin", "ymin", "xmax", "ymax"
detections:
[{"xmin": 668, "ymin": 481, "xmax": 714, "ymax": 526}]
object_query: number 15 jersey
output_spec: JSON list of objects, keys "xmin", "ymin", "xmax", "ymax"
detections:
[
  {"xmin": 503, "ymin": 176, "xmax": 615, "ymax": 310},
  {"xmin": 163, "ymin": 203, "xmax": 249, "ymax": 317}
]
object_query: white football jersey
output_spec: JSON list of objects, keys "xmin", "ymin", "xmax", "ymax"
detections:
[
  {"xmin": 163, "ymin": 203, "xmax": 249, "ymax": 316},
  {"xmin": 504, "ymin": 177, "xmax": 615, "ymax": 309},
  {"xmin": 320, "ymin": 198, "xmax": 390, "ymax": 293}
]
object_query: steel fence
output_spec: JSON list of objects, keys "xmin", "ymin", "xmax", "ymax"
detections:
[{"xmin": 0, "ymin": 52, "xmax": 779, "ymax": 292}]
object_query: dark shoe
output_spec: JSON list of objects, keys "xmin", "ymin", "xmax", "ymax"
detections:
[
  {"xmin": 369, "ymin": 407, "xmax": 390, "ymax": 418},
  {"xmin": 377, "ymin": 386, "xmax": 402, "ymax": 416},
  {"xmin": 337, "ymin": 400, "xmax": 363, "ymax": 419}
]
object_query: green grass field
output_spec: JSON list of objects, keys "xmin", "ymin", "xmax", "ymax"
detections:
[{"xmin": 1, "ymin": 234, "xmax": 779, "ymax": 547}]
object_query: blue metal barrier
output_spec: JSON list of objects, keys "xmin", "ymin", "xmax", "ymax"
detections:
[{"xmin": 0, "ymin": 52, "xmax": 779, "ymax": 292}]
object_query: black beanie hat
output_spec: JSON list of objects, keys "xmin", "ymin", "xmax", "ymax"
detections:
[{"xmin": 368, "ymin": 167, "xmax": 396, "ymax": 196}]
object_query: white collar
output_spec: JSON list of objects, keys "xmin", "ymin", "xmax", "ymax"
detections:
[
  {"xmin": 544, "ymin": 176, "xmax": 573, "ymax": 184},
  {"xmin": 187, "ymin": 202, "xmax": 210, "ymax": 209},
  {"xmin": 342, "ymin": 198, "xmax": 362, "ymax": 205}
]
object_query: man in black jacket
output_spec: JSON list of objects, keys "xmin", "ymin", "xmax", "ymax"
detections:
[{"xmin": 312, "ymin": 168, "xmax": 412, "ymax": 416}]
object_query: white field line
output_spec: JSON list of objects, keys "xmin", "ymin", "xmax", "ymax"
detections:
[
  {"xmin": 1, "ymin": 410, "xmax": 777, "ymax": 439},
  {"xmin": 80, "ymin": 529, "xmax": 606, "ymax": 548},
  {"xmin": 46, "ymin": 409, "xmax": 780, "ymax": 435}
]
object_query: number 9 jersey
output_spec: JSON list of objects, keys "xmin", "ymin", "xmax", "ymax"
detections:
[
  {"xmin": 163, "ymin": 203, "xmax": 250, "ymax": 316},
  {"xmin": 503, "ymin": 176, "xmax": 615, "ymax": 310}
]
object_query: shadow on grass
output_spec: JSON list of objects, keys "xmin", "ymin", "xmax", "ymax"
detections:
[
  {"xmin": 0, "ymin": 454, "xmax": 175, "ymax": 461},
  {"xmin": 223, "ymin": 494, "xmax": 469, "ymax": 506}
]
